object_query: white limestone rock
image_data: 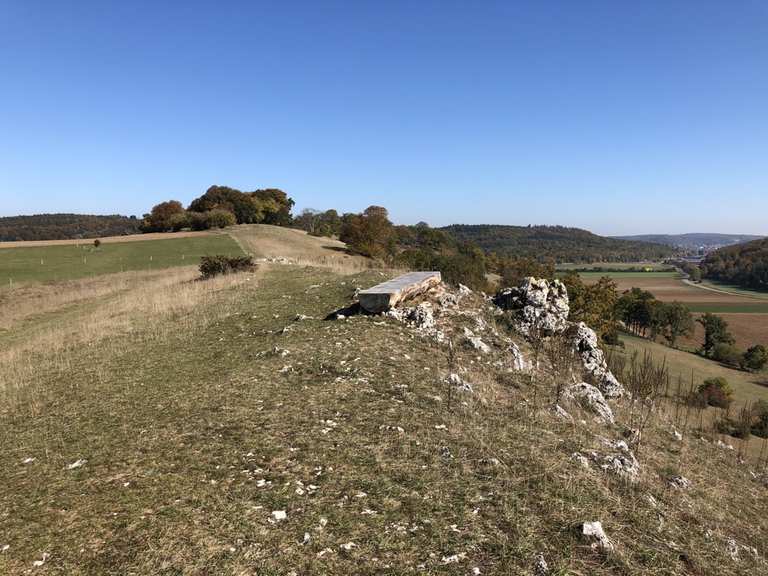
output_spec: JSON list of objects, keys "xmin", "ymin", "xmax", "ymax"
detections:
[
  {"xmin": 581, "ymin": 521, "xmax": 614, "ymax": 552},
  {"xmin": 494, "ymin": 278, "xmax": 570, "ymax": 336},
  {"xmin": 565, "ymin": 382, "xmax": 615, "ymax": 425}
]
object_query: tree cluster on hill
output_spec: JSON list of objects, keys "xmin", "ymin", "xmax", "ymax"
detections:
[
  {"xmin": 701, "ymin": 238, "xmax": 768, "ymax": 291},
  {"xmin": 0, "ymin": 214, "xmax": 141, "ymax": 241},
  {"xmin": 140, "ymin": 186, "xmax": 295, "ymax": 232},
  {"xmin": 441, "ymin": 224, "xmax": 675, "ymax": 263}
]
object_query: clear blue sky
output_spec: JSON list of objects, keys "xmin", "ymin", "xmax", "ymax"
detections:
[{"xmin": 1, "ymin": 1, "xmax": 766, "ymax": 235}]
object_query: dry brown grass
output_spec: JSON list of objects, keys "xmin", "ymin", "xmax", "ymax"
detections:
[
  {"xmin": 0, "ymin": 265, "xmax": 263, "ymax": 410},
  {"xmin": 229, "ymin": 224, "xmax": 376, "ymax": 272},
  {"xmin": 2, "ymin": 265, "xmax": 768, "ymax": 574}
]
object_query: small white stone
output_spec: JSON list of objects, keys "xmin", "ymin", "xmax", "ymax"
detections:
[
  {"xmin": 271, "ymin": 510, "xmax": 287, "ymax": 522},
  {"xmin": 66, "ymin": 459, "xmax": 87, "ymax": 470}
]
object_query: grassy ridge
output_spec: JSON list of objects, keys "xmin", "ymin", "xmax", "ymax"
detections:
[
  {"xmin": 0, "ymin": 234, "xmax": 243, "ymax": 285},
  {"xmin": 2, "ymin": 265, "xmax": 767, "ymax": 574}
]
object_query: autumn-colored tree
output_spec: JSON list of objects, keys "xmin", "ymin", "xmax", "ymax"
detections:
[
  {"xmin": 562, "ymin": 273, "xmax": 618, "ymax": 339},
  {"xmin": 141, "ymin": 200, "xmax": 186, "ymax": 232},
  {"xmin": 339, "ymin": 206, "xmax": 395, "ymax": 260}
]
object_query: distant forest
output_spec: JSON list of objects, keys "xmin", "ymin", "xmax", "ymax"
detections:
[
  {"xmin": 0, "ymin": 214, "xmax": 141, "ymax": 242},
  {"xmin": 440, "ymin": 224, "xmax": 675, "ymax": 263},
  {"xmin": 701, "ymin": 238, "xmax": 768, "ymax": 291}
]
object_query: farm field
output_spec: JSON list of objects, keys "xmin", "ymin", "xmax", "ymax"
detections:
[
  {"xmin": 579, "ymin": 269, "xmax": 768, "ymax": 350},
  {"xmin": 0, "ymin": 234, "xmax": 243, "ymax": 286}
]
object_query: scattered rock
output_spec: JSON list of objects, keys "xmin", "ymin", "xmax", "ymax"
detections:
[
  {"xmin": 597, "ymin": 441, "xmax": 640, "ymax": 481},
  {"xmin": 551, "ymin": 404, "xmax": 573, "ymax": 421},
  {"xmin": 716, "ymin": 439, "xmax": 735, "ymax": 451},
  {"xmin": 564, "ymin": 382, "xmax": 614, "ymax": 425},
  {"xmin": 725, "ymin": 538, "xmax": 758, "ymax": 562},
  {"xmin": 668, "ymin": 475, "xmax": 692, "ymax": 490},
  {"xmin": 571, "ymin": 452, "xmax": 591, "ymax": 469},
  {"xmin": 508, "ymin": 342, "xmax": 530, "ymax": 371},
  {"xmin": 533, "ymin": 552, "xmax": 550, "ymax": 575},
  {"xmin": 568, "ymin": 322, "xmax": 624, "ymax": 398},
  {"xmin": 463, "ymin": 327, "xmax": 491, "ymax": 354},
  {"xmin": 445, "ymin": 373, "xmax": 473, "ymax": 393},
  {"xmin": 385, "ymin": 303, "xmax": 445, "ymax": 342},
  {"xmin": 581, "ymin": 521, "xmax": 614, "ymax": 552},
  {"xmin": 66, "ymin": 459, "xmax": 87, "ymax": 470},
  {"xmin": 270, "ymin": 510, "xmax": 287, "ymax": 522}
]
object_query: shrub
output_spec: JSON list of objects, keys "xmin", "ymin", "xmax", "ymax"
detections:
[
  {"xmin": 694, "ymin": 377, "xmax": 733, "ymax": 409},
  {"xmin": 93, "ymin": 239, "xmax": 101, "ymax": 248},
  {"xmin": 711, "ymin": 343, "xmax": 743, "ymax": 367},
  {"xmin": 751, "ymin": 401, "xmax": 768, "ymax": 438},
  {"xmin": 199, "ymin": 255, "xmax": 255, "ymax": 279},
  {"xmin": 742, "ymin": 345, "xmax": 768, "ymax": 372}
]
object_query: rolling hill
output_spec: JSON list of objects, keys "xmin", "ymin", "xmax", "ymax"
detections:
[
  {"xmin": 616, "ymin": 233, "xmax": 763, "ymax": 249},
  {"xmin": 440, "ymin": 224, "xmax": 675, "ymax": 263},
  {"xmin": 0, "ymin": 213, "xmax": 141, "ymax": 242}
]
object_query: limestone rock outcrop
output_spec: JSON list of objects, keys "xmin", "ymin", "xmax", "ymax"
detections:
[{"xmin": 494, "ymin": 278, "xmax": 570, "ymax": 336}]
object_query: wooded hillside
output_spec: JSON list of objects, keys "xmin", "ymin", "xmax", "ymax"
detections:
[
  {"xmin": 441, "ymin": 224, "xmax": 675, "ymax": 263},
  {"xmin": 702, "ymin": 238, "xmax": 768, "ymax": 290},
  {"xmin": 0, "ymin": 214, "xmax": 140, "ymax": 241}
]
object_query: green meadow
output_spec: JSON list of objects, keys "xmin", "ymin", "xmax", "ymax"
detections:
[{"xmin": 0, "ymin": 235, "xmax": 244, "ymax": 285}]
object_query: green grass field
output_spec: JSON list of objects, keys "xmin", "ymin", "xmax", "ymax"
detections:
[
  {"xmin": 685, "ymin": 302, "xmax": 768, "ymax": 313},
  {"xmin": 619, "ymin": 333, "xmax": 768, "ymax": 404},
  {"xmin": 697, "ymin": 279, "xmax": 768, "ymax": 300},
  {"xmin": 560, "ymin": 270, "xmax": 680, "ymax": 279},
  {"xmin": 0, "ymin": 235, "xmax": 244, "ymax": 285},
  {"xmin": 556, "ymin": 261, "xmax": 674, "ymax": 272}
]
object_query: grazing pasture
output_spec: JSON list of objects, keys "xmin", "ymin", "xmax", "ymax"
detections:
[{"xmin": 0, "ymin": 234, "xmax": 243, "ymax": 286}]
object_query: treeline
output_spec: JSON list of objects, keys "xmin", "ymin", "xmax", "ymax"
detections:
[
  {"xmin": 701, "ymin": 238, "xmax": 768, "ymax": 291},
  {"xmin": 0, "ymin": 214, "xmax": 141, "ymax": 241},
  {"xmin": 140, "ymin": 186, "xmax": 294, "ymax": 232},
  {"xmin": 440, "ymin": 224, "xmax": 675, "ymax": 263},
  {"xmin": 294, "ymin": 207, "xmax": 563, "ymax": 290}
]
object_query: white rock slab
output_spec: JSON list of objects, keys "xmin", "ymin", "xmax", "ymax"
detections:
[{"xmin": 359, "ymin": 271, "xmax": 441, "ymax": 313}]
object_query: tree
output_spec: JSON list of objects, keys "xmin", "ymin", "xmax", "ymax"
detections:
[
  {"xmin": 339, "ymin": 206, "xmax": 395, "ymax": 260},
  {"xmin": 93, "ymin": 239, "xmax": 101, "ymax": 249},
  {"xmin": 500, "ymin": 257, "xmax": 555, "ymax": 288},
  {"xmin": 188, "ymin": 186, "xmax": 260, "ymax": 224},
  {"xmin": 661, "ymin": 301, "xmax": 694, "ymax": 347},
  {"xmin": 562, "ymin": 273, "xmax": 618, "ymax": 339},
  {"xmin": 742, "ymin": 345, "xmax": 768, "ymax": 372},
  {"xmin": 249, "ymin": 189, "xmax": 295, "ymax": 226},
  {"xmin": 616, "ymin": 287, "xmax": 656, "ymax": 337},
  {"xmin": 141, "ymin": 200, "xmax": 185, "ymax": 232},
  {"xmin": 697, "ymin": 313, "xmax": 735, "ymax": 357}
]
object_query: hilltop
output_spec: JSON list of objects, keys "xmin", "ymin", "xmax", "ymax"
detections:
[
  {"xmin": 2, "ymin": 229, "xmax": 767, "ymax": 574},
  {"xmin": 441, "ymin": 224, "xmax": 675, "ymax": 263},
  {"xmin": 616, "ymin": 233, "xmax": 764, "ymax": 250}
]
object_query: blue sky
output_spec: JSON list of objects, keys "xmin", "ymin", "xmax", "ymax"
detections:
[{"xmin": 1, "ymin": 1, "xmax": 766, "ymax": 235}]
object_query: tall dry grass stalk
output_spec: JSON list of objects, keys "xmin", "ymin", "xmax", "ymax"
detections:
[{"xmin": 0, "ymin": 266, "xmax": 259, "ymax": 408}]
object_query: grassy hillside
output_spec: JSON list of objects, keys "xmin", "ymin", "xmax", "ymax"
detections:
[
  {"xmin": 0, "ymin": 214, "xmax": 141, "ymax": 241},
  {"xmin": 2, "ymin": 261, "xmax": 768, "ymax": 574},
  {"xmin": 0, "ymin": 234, "xmax": 242, "ymax": 285},
  {"xmin": 229, "ymin": 224, "xmax": 373, "ymax": 270},
  {"xmin": 442, "ymin": 224, "xmax": 675, "ymax": 263}
]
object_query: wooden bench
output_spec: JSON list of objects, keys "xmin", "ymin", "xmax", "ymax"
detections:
[{"xmin": 358, "ymin": 271, "xmax": 442, "ymax": 313}]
